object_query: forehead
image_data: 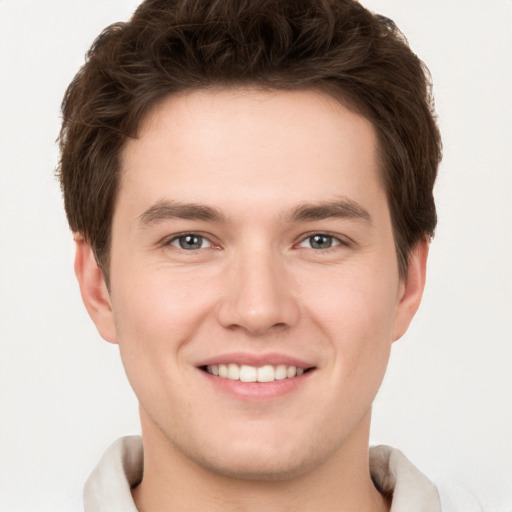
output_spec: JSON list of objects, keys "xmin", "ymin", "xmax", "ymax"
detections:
[{"xmin": 118, "ymin": 87, "xmax": 383, "ymax": 218}]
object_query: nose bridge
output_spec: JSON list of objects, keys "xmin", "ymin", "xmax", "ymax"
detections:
[{"xmin": 217, "ymin": 240, "xmax": 299, "ymax": 334}]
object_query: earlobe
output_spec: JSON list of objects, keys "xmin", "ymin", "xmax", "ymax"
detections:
[
  {"xmin": 74, "ymin": 238, "xmax": 118, "ymax": 344},
  {"xmin": 392, "ymin": 239, "xmax": 429, "ymax": 342}
]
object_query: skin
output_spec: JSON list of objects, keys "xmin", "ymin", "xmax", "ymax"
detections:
[{"xmin": 75, "ymin": 88, "xmax": 428, "ymax": 512}]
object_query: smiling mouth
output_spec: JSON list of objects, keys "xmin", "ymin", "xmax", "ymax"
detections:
[{"xmin": 201, "ymin": 364, "xmax": 314, "ymax": 383}]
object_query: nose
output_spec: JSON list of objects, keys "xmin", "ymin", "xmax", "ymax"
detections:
[{"xmin": 216, "ymin": 247, "xmax": 301, "ymax": 336}]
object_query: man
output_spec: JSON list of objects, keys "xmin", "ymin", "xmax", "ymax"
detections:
[{"xmin": 58, "ymin": 0, "xmax": 442, "ymax": 510}]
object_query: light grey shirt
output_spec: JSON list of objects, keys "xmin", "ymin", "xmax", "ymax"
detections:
[{"xmin": 83, "ymin": 436, "xmax": 441, "ymax": 511}]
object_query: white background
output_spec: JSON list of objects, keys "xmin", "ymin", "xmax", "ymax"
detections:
[{"xmin": 0, "ymin": 1, "xmax": 510, "ymax": 510}]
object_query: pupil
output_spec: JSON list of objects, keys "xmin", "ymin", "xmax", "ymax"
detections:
[
  {"xmin": 311, "ymin": 235, "xmax": 331, "ymax": 249},
  {"xmin": 180, "ymin": 235, "xmax": 202, "ymax": 249}
]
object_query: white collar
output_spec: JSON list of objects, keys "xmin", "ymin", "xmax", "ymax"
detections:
[
  {"xmin": 84, "ymin": 436, "xmax": 440, "ymax": 512},
  {"xmin": 370, "ymin": 445, "xmax": 440, "ymax": 511}
]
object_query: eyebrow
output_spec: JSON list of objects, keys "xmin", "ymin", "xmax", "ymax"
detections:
[
  {"xmin": 138, "ymin": 198, "xmax": 371, "ymax": 226},
  {"xmin": 284, "ymin": 199, "xmax": 372, "ymax": 224},
  {"xmin": 138, "ymin": 200, "xmax": 226, "ymax": 225}
]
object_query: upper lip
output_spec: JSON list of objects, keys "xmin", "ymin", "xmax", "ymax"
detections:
[{"xmin": 196, "ymin": 352, "xmax": 315, "ymax": 369}]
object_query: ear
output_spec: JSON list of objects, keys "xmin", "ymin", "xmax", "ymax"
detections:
[
  {"xmin": 74, "ymin": 238, "xmax": 118, "ymax": 344},
  {"xmin": 392, "ymin": 239, "xmax": 429, "ymax": 342}
]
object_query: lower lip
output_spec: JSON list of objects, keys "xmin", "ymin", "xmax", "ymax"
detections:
[{"xmin": 199, "ymin": 369, "xmax": 313, "ymax": 400}]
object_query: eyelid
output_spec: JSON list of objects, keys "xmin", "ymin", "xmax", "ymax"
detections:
[
  {"xmin": 162, "ymin": 231, "xmax": 217, "ymax": 250},
  {"xmin": 295, "ymin": 232, "xmax": 352, "ymax": 249},
  {"xmin": 158, "ymin": 231, "xmax": 352, "ymax": 251}
]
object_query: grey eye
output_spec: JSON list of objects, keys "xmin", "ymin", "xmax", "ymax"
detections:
[
  {"xmin": 300, "ymin": 234, "xmax": 339, "ymax": 249},
  {"xmin": 171, "ymin": 234, "xmax": 211, "ymax": 250}
]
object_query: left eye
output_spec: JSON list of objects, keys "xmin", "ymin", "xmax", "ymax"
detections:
[
  {"xmin": 299, "ymin": 234, "xmax": 340, "ymax": 250},
  {"xmin": 169, "ymin": 234, "xmax": 212, "ymax": 250}
]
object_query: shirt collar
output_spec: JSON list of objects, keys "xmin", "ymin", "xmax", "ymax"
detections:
[
  {"xmin": 84, "ymin": 436, "xmax": 440, "ymax": 512},
  {"xmin": 370, "ymin": 444, "xmax": 441, "ymax": 512}
]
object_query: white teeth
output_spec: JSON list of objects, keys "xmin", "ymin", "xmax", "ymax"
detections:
[
  {"xmin": 275, "ymin": 364, "xmax": 287, "ymax": 380},
  {"xmin": 227, "ymin": 363, "xmax": 240, "ymax": 380},
  {"xmin": 257, "ymin": 365, "xmax": 274, "ymax": 383},
  {"xmin": 240, "ymin": 365, "xmax": 257, "ymax": 382},
  {"xmin": 205, "ymin": 363, "xmax": 308, "ymax": 382}
]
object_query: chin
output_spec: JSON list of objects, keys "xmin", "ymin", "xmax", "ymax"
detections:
[
  {"xmin": 195, "ymin": 448, "xmax": 320, "ymax": 482},
  {"xmin": 178, "ymin": 427, "xmax": 338, "ymax": 482}
]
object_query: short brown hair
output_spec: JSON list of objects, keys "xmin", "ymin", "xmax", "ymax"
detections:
[{"xmin": 58, "ymin": 0, "xmax": 441, "ymax": 277}]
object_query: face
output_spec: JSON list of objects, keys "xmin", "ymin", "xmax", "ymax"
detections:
[{"xmin": 78, "ymin": 88, "xmax": 426, "ymax": 480}]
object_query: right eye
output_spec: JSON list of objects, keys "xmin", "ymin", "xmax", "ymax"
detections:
[{"xmin": 168, "ymin": 234, "xmax": 212, "ymax": 250}]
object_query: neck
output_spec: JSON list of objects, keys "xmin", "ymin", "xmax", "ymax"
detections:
[{"xmin": 132, "ymin": 409, "xmax": 389, "ymax": 512}]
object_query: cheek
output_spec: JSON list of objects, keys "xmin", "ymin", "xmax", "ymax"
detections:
[
  {"xmin": 109, "ymin": 272, "xmax": 213, "ymax": 428},
  {"xmin": 110, "ymin": 267, "xmax": 215, "ymax": 377},
  {"xmin": 113, "ymin": 261, "xmax": 213, "ymax": 329},
  {"xmin": 305, "ymin": 265, "xmax": 398, "ymax": 379},
  {"xmin": 308, "ymin": 259, "xmax": 398, "ymax": 328}
]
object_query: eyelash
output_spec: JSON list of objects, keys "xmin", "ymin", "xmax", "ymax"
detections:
[
  {"xmin": 166, "ymin": 233, "xmax": 213, "ymax": 251},
  {"xmin": 163, "ymin": 232, "xmax": 349, "ymax": 252}
]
